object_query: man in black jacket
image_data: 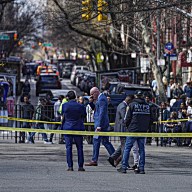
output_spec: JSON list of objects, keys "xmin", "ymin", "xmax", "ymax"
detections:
[
  {"xmin": 117, "ymin": 90, "xmax": 153, "ymax": 174},
  {"xmin": 20, "ymin": 96, "xmax": 34, "ymax": 143}
]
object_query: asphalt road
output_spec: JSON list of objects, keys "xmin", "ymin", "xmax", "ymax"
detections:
[
  {"xmin": 5, "ymin": 77, "xmax": 192, "ymax": 191},
  {"xmin": 18, "ymin": 77, "xmax": 84, "ymax": 105},
  {"xmin": 0, "ymin": 142, "xmax": 191, "ymax": 192}
]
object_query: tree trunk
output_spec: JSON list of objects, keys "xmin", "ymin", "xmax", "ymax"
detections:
[{"xmin": 140, "ymin": 17, "xmax": 167, "ymax": 103}]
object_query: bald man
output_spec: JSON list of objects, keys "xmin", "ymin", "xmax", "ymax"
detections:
[{"xmin": 85, "ymin": 87, "xmax": 115, "ymax": 166}]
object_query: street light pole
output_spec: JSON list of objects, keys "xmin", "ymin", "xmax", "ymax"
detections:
[{"xmin": 167, "ymin": 52, "xmax": 171, "ymax": 98}]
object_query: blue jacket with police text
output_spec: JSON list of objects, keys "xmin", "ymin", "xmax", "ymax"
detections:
[{"xmin": 125, "ymin": 98, "xmax": 152, "ymax": 133}]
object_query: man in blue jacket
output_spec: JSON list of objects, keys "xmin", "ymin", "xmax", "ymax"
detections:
[
  {"xmin": 85, "ymin": 87, "xmax": 115, "ymax": 166},
  {"xmin": 61, "ymin": 91, "xmax": 86, "ymax": 171}
]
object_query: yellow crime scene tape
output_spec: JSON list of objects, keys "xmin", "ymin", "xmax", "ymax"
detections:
[
  {"xmin": 0, "ymin": 126, "xmax": 192, "ymax": 137},
  {"xmin": 0, "ymin": 116, "xmax": 189, "ymax": 125},
  {"xmin": 0, "ymin": 116, "xmax": 192, "ymax": 137},
  {"xmin": 0, "ymin": 116, "xmax": 102, "ymax": 126}
]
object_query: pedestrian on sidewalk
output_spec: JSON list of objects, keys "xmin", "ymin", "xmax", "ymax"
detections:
[
  {"xmin": 49, "ymin": 95, "xmax": 64, "ymax": 143},
  {"xmin": 20, "ymin": 96, "xmax": 34, "ymax": 143},
  {"xmin": 26, "ymin": 98, "xmax": 51, "ymax": 144}
]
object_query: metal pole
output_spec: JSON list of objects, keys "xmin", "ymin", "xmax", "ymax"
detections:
[{"xmin": 167, "ymin": 53, "xmax": 171, "ymax": 98}]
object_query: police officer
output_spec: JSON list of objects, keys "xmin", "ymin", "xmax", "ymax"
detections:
[{"xmin": 117, "ymin": 90, "xmax": 153, "ymax": 174}]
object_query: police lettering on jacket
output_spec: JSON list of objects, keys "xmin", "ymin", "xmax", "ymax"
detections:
[{"xmin": 133, "ymin": 104, "xmax": 150, "ymax": 115}]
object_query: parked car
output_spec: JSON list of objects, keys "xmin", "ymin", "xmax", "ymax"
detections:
[
  {"xmin": 35, "ymin": 73, "xmax": 62, "ymax": 96},
  {"xmin": 46, "ymin": 89, "xmax": 75, "ymax": 103},
  {"xmin": 70, "ymin": 65, "xmax": 89, "ymax": 85},
  {"xmin": 25, "ymin": 62, "xmax": 39, "ymax": 76},
  {"xmin": 57, "ymin": 59, "xmax": 76, "ymax": 77},
  {"xmin": 107, "ymin": 82, "xmax": 154, "ymax": 108},
  {"xmin": 75, "ymin": 72, "xmax": 85, "ymax": 88},
  {"xmin": 62, "ymin": 63, "xmax": 74, "ymax": 78},
  {"xmin": 79, "ymin": 73, "xmax": 96, "ymax": 94}
]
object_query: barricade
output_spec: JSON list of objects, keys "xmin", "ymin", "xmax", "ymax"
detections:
[{"xmin": 1, "ymin": 104, "xmax": 191, "ymax": 146}]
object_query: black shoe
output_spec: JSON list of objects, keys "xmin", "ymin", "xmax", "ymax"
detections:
[
  {"xmin": 78, "ymin": 167, "xmax": 85, "ymax": 171},
  {"xmin": 134, "ymin": 168, "xmax": 145, "ymax": 174},
  {"xmin": 67, "ymin": 167, "xmax": 74, "ymax": 171},
  {"xmin": 117, "ymin": 167, "xmax": 126, "ymax": 174},
  {"xmin": 18, "ymin": 140, "xmax": 25, "ymax": 143},
  {"xmin": 107, "ymin": 157, "xmax": 116, "ymax": 167},
  {"xmin": 59, "ymin": 140, "xmax": 65, "ymax": 144}
]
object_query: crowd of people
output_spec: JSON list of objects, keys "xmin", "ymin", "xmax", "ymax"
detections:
[{"xmin": 18, "ymin": 76, "xmax": 192, "ymax": 173}]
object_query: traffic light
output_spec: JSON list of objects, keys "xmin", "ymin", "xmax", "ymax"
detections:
[
  {"xmin": 97, "ymin": 0, "xmax": 108, "ymax": 22},
  {"xmin": 38, "ymin": 42, "xmax": 42, "ymax": 46},
  {"xmin": 82, "ymin": 0, "xmax": 92, "ymax": 20},
  {"xmin": 14, "ymin": 33, "xmax": 17, "ymax": 41}
]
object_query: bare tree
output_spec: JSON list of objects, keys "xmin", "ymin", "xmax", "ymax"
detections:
[
  {"xmin": 45, "ymin": 0, "xmax": 192, "ymax": 102},
  {"xmin": 0, "ymin": 0, "xmax": 44, "ymax": 56}
]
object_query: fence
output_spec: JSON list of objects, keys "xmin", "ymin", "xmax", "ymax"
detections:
[{"xmin": 0, "ymin": 104, "xmax": 191, "ymax": 146}]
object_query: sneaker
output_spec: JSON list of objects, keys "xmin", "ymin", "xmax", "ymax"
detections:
[
  {"xmin": 132, "ymin": 164, "xmax": 138, "ymax": 170},
  {"xmin": 117, "ymin": 167, "xmax": 127, "ymax": 174},
  {"xmin": 25, "ymin": 140, "xmax": 34, "ymax": 144},
  {"xmin": 134, "ymin": 168, "xmax": 145, "ymax": 174},
  {"xmin": 128, "ymin": 164, "xmax": 138, "ymax": 170},
  {"xmin": 44, "ymin": 141, "xmax": 53, "ymax": 144}
]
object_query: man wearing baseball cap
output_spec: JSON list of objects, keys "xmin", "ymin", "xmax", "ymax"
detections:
[{"xmin": 117, "ymin": 90, "xmax": 153, "ymax": 174}]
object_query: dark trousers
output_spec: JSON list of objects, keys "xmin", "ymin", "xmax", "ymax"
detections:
[
  {"xmin": 20, "ymin": 122, "xmax": 31, "ymax": 142},
  {"xmin": 49, "ymin": 117, "xmax": 61, "ymax": 142},
  {"xmin": 64, "ymin": 135, "xmax": 84, "ymax": 168},
  {"xmin": 186, "ymin": 121, "xmax": 192, "ymax": 144},
  {"xmin": 110, "ymin": 137, "xmax": 126, "ymax": 160}
]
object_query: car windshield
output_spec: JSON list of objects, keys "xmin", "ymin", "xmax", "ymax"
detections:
[
  {"xmin": 83, "ymin": 67, "xmax": 89, "ymax": 70},
  {"xmin": 40, "ymin": 76, "xmax": 58, "ymax": 82}
]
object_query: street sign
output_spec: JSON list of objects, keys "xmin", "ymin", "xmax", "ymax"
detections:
[
  {"xmin": 165, "ymin": 42, "xmax": 174, "ymax": 51},
  {"xmin": 140, "ymin": 57, "xmax": 150, "ymax": 73},
  {"xmin": 0, "ymin": 35, "xmax": 10, "ymax": 40},
  {"xmin": 43, "ymin": 43, "xmax": 52, "ymax": 47}
]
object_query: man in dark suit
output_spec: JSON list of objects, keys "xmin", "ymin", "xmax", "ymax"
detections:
[
  {"xmin": 85, "ymin": 87, "xmax": 115, "ymax": 166},
  {"xmin": 107, "ymin": 95, "xmax": 135, "ymax": 167},
  {"xmin": 61, "ymin": 91, "xmax": 86, "ymax": 171}
]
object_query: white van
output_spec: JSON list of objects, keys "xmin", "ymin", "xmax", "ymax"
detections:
[{"xmin": 70, "ymin": 65, "xmax": 89, "ymax": 85}]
